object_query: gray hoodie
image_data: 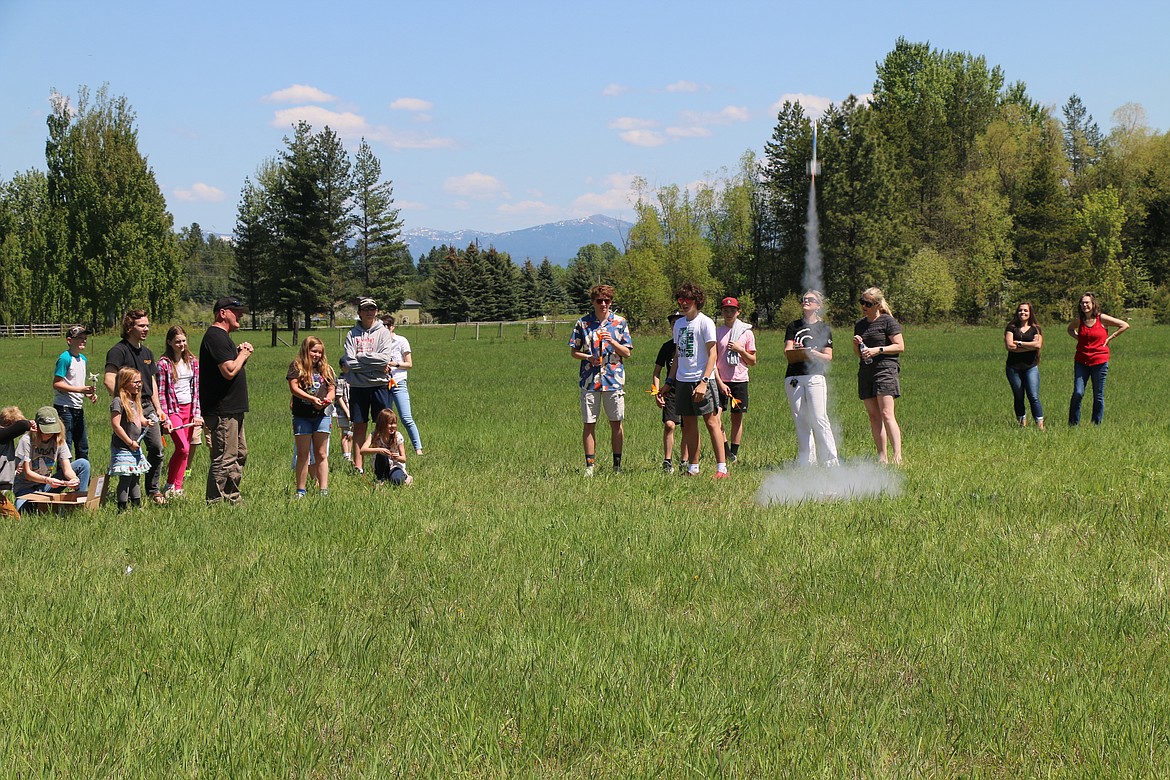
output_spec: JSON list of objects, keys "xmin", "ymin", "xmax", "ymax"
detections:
[{"xmin": 341, "ymin": 320, "xmax": 394, "ymax": 388}]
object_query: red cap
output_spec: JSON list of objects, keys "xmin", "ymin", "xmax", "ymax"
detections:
[{"xmin": 720, "ymin": 296, "xmax": 740, "ymax": 309}]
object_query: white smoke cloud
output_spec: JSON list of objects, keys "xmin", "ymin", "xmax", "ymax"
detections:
[{"xmin": 755, "ymin": 462, "xmax": 903, "ymax": 505}]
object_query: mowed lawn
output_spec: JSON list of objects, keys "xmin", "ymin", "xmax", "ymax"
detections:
[{"xmin": 1, "ymin": 321, "xmax": 1168, "ymax": 777}]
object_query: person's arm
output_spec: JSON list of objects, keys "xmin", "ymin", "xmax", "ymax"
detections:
[
  {"xmin": 57, "ymin": 453, "xmax": 79, "ymax": 488},
  {"xmin": 155, "ymin": 360, "xmax": 173, "ymax": 418},
  {"xmin": 728, "ymin": 330, "xmax": 757, "ymax": 366},
  {"xmin": 191, "ymin": 359, "xmax": 203, "ymax": 423},
  {"xmin": 391, "ymin": 351, "xmax": 412, "ymax": 371},
  {"xmin": 359, "ymin": 435, "xmax": 393, "ymax": 457},
  {"xmin": 111, "ymin": 405, "xmax": 140, "ymax": 450},
  {"xmin": 1067, "ymin": 320, "xmax": 1079, "ymax": 338},
  {"xmin": 218, "ymin": 342, "xmax": 254, "ymax": 380},
  {"xmin": 53, "ymin": 370, "xmax": 95, "ymax": 398},
  {"xmin": 103, "ymin": 365, "xmax": 118, "ymax": 395},
  {"xmin": 1101, "ymin": 313, "xmax": 1130, "ymax": 342},
  {"xmin": 0, "ymin": 420, "xmax": 32, "ymax": 446},
  {"xmin": 694, "ymin": 340, "xmax": 718, "ymax": 398},
  {"xmin": 1004, "ymin": 329, "xmax": 1017, "ymax": 352}
]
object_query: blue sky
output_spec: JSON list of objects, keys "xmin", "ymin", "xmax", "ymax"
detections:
[{"xmin": 2, "ymin": 0, "xmax": 1166, "ymax": 237}]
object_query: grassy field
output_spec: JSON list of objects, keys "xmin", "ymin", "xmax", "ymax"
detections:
[{"xmin": 1, "ymin": 322, "xmax": 1168, "ymax": 777}]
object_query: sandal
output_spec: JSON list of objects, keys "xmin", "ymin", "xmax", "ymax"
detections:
[{"xmin": 150, "ymin": 493, "xmax": 168, "ymax": 505}]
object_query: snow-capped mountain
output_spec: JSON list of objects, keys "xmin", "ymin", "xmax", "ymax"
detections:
[{"xmin": 403, "ymin": 214, "xmax": 630, "ymax": 265}]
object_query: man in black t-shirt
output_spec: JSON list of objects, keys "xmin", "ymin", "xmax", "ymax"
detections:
[
  {"xmin": 199, "ymin": 296, "xmax": 254, "ymax": 504},
  {"xmin": 104, "ymin": 309, "xmax": 168, "ymax": 503}
]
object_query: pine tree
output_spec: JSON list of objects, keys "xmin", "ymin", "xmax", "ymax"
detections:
[{"xmin": 352, "ymin": 139, "xmax": 408, "ymax": 314}]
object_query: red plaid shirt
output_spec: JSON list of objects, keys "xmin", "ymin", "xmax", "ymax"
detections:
[{"xmin": 156, "ymin": 356, "xmax": 201, "ymax": 419}]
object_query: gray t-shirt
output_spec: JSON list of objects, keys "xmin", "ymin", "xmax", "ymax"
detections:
[{"xmin": 12, "ymin": 434, "xmax": 70, "ymax": 494}]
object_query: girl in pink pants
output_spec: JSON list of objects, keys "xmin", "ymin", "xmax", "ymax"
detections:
[{"xmin": 156, "ymin": 326, "xmax": 203, "ymax": 496}]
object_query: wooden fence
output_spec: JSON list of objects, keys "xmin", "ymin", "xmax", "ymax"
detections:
[{"xmin": 0, "ymin": 324, "xmax": 71, "ymax": 338}]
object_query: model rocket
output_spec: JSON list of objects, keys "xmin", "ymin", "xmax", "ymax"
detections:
[{"xmin": 806, "ymin": 121, "xmax": 821, "ymax": 181}]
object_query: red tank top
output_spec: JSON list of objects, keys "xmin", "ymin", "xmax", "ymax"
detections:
[{"xmin": 1074, "ymin": 318, "xmax": 1109, "ymax": 366}]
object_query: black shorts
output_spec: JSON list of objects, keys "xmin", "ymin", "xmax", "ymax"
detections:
[
  {"xmin": 661, "ymin": 389, "xmax": 681, "ymax": 425},
  {"xmin": 676, "ymin": 381, "xmax": 719, "ymax": 416},
  {"xmin": 349, "ymin": 385, "xmax": 393, "ymax": 423},
  {"xmin": 858, "ymin": 362, "xmax": 901, "ymax": 400},
  {"xmin": 718, "ymin": 381, "xmax": 749, "ymax": 413}
]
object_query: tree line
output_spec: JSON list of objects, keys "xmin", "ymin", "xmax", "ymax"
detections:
[
  {"xmin": 5, "ymin": 41, "xmax": 1170, "ymax": 329},
  {"xmin": 615, "ymin": 38, "xmax": 1170, "ymax": 326}
]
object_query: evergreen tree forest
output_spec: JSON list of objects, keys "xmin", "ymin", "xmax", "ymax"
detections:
[{"xmin": 233, "ymin": 125, "xmax": 411, "ymax": 329}]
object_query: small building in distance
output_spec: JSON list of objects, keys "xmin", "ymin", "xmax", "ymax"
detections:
[{"xmin": 390, "ymin": 299, "xmax": 424, "ymax": 325}]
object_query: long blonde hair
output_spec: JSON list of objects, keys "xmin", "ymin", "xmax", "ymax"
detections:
[
  {"xmin": 861, "ymin": 287, "xmax": 893, "ymax": 316},
  {"xmin": 115, "ymin": 368, "xmax": 147, "ymax": 427},
  {"xmin": 293, "ymin": 336, "xmax": 336, "ymax": 389}
]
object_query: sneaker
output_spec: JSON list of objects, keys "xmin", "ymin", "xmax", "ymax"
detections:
[
  {"xmin": 294, "ymin": 489, "xmax": 307, "ymax": 499},
  {"xmin": 584, "ymin": 465, "xmax": 594, "ymax": 478},
  {"xmin": 728, "ymin": 453, "xmax": 738, "ymax": 465},
  {"xmin": 662, "ymin": 461, "xmax": 674, "ymax": 475},
  {"xmin": 319, "ymin": 489, "xmax": 329, "ymax": 497},
  {"xmin": 713, "ymin": 471, "xmax": 729, "ymax": 480},
  {"xmin": 612, "ymin": 466, "xmax": 622, "ymax": 475}
]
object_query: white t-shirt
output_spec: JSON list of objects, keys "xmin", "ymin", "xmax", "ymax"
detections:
[
  {"xmin": 672, "ymin": 313, "xmax": 717, "ymax": 383},
  {"xmin": 387, "ymin": 335, "xmax": 411, "ymax": 383},
  {"xmin": 173, "ymin": 360, "xmax": 194, "ymax": 405}
]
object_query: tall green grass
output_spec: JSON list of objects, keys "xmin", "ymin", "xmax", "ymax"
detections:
[{"xmin": 1, "ymin": 323, "xmax": 1167, "ymax": 777}]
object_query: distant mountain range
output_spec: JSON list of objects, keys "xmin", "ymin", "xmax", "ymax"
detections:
[{"xmin": 402, "ymin": 214, "xmax": 630, "ymax": 265}]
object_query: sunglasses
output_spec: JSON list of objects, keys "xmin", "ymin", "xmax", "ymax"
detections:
[
  {"xmin": 860, "ymin": 299, "xmax": 876, "ymax": 308},
  {"xmin": 676, "ymin": 297, "xmax": 694, "ymax": 304},
  {"xmin": 593, "ymin": 299, "xmax": 612, "ymax": 305},
  {"xmin": 801, "ymin": 296, "xmax": 818, "ymax": 303}
]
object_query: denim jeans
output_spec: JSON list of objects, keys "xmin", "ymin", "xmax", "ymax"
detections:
[
  {"xmin": 390, "ymin": 380, "xmax": 423, "ymax": 452},
  {"xmin": 14, "ymin": 458, "xmax": 91, "ymax": 511},
  {"xmin": 1069, "ymin": 361, "xmax": 1108, "ymax": 425},
  {"xmin": 54, "ymin": 404, "xmax": 89, "ymax": 461},
  {"xmin": 1005, "ymin": 365, "xmax": 1043, "ymax": 422}
]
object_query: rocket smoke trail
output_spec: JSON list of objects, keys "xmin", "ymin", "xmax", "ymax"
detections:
[
  {"xmin": 803, "ymin": 121, "xmax": 822, "ymax": 292},
  {"xmin": 803, "ymin": 179, "xmax": 821, "ymax": 293}
]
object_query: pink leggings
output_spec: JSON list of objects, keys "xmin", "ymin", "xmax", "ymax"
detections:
[{"xmin": 166, "ymin": 404, "xmax": 195, "ymax": 489}]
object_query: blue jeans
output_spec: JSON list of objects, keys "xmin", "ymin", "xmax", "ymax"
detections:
[
  {"xmin": 55, "ymin": 404, "xmax": 89, "ymax": 461},
  {"xmin": 1069, "ymin": 361, "xmax": 1108, "ymax": 425},
  {"xmin": 14, "ymin": 458, "xmax": 91, "ymax": 510},
  {"xmin": 390, "ymin": 380, "xmax": 423, "ymax": 452},
  {"xmin": 1006, "ymin": 365, "xmax": 1043, "ymax": 422}
]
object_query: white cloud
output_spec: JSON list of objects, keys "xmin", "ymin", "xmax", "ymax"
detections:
[
  {"xmin": 366, "ymin": 128, "xmax": 456, "ymax": 150},
  {"xmin": 608, "ymin": 117, "xmax": 659, "ymax": 131},
  {"xmin": 263, "ymin": 84, "xmax": 336, "ymax": 104},
  {"xmin": 444, "ymin": 172, "xmax": 508, "ymax": 200},
  {"xmin": 666, "ymin": 126, "xmax": 712, "ymax": 139},
  {"xmin": 173, "ymin": 182, "xmax": 226, "ymax": 202},
  {"xmin": 666, "ymin": 80, "xmax": 701, "ymax": 93},
  {"xmin": 680, "ymin": 105, "xmax": 751, "ymax": 126},
  {"xmin": 391, "ymin": 97, "xmax": 434, "ymax": 112},
  {"xmin": 572, "ymin": 173, "xmax": 639, "ymax": 215},
  {"xmin": 271, "ymin": 106, "xmax": 369, "ymax": 134},
  {"xmin": 619, "ymin": 129, "xmax": 668, "ymax": 147},
  {"xmin": 269, "ymin": 107, "xmax": 454, "ymax": 149},
  {"xmin": 602, "ymin": 83, "xmax": 629, "ymax": 97},
  {"xmin": 770, "ymin": 92, "xmax": 834, "ymax": 119},
  {"xmin": 498, "ymin": 200, "xmax": 559, "ymax": 217}
]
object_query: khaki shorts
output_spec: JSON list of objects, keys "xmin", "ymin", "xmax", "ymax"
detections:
[{"xmin": 581, "ymin": 388, "xmax": 625, "ymax": 423}]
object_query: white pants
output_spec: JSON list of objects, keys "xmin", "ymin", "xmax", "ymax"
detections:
[{"xmin": 784, "ymin": 374, "xmax": 838, "ymax": 465}]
